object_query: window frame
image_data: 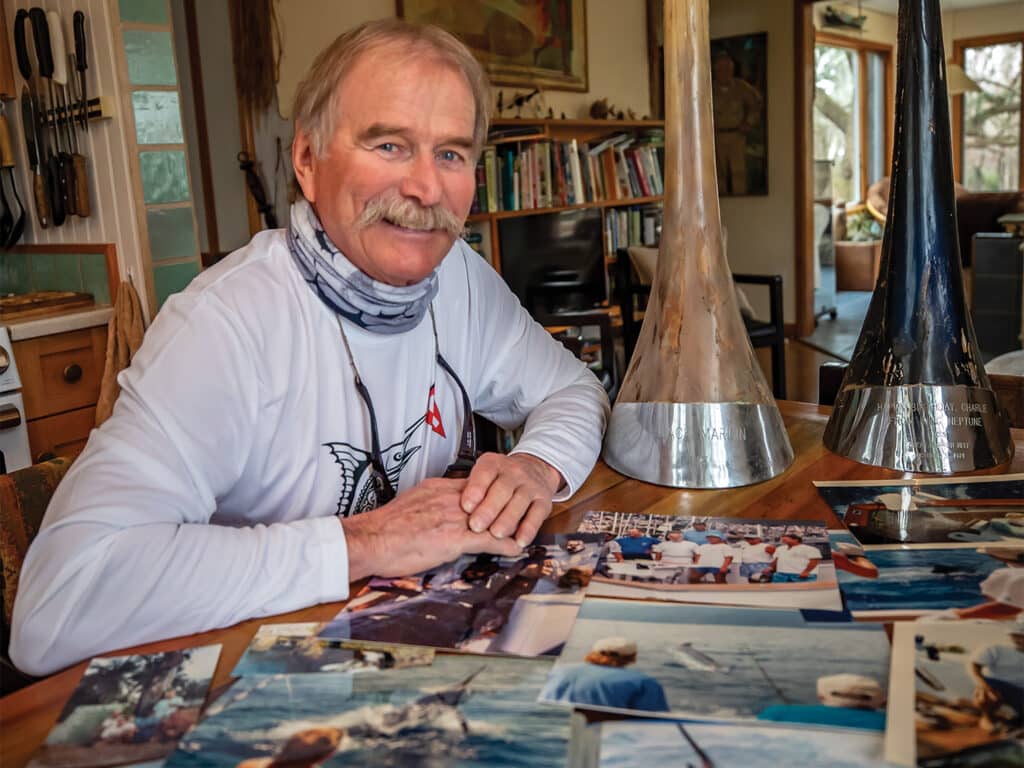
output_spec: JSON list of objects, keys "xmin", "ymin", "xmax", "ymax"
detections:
[
  {"xmin": 813, "ymin": 32, "xmax": 894, "ymax": 203},
  {"xmin": 952, "ymin": 32, "xmax": 1024, "ymax": 192}
]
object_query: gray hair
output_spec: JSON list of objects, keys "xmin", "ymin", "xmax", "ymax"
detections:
[{"xmin": 292, "ymin": 19, "xmax": 491, "ymax": 158}]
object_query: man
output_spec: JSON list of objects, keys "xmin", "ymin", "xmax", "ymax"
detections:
[
  {"xmin": 652, "ymin": 529, "xmax": 699, "ymax": 581},
  {"xmin": 711, "ymin": 49, "xmax": 762, "ymax": 196},
  {"xmin": 769, "ymin": 533, "xmax": 822, "ymax": 583},
  {"xmin": 757, "ymin": 673, "xmax": 887, "ymax": 731},
  {"xmin": 682, "ymin": 521, "xmax": 710, "ymax": 545},
  {"xmin": 968, "ymin": 616, "xmax": 1024, "ymax": 730},
  {"xmin": 540, "ymin": 637, "xmax": 669, "ymax": 712},
  {"xmin": 738, "ymin": 533, "xmax": 775, "ymax": 582},
  {"xmin": 612, "ymin": 528, "xmax": 660, "ymax": 561},
  {"xmin": 11, "ymin": 20, "xmax": 608, "ymax": 676},
  {"xmin": 689, "ymin": 531, "xmax": 734, "ymax": 584}
]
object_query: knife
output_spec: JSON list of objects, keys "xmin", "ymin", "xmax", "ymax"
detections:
[
  {"xmin": 73, "ymin": 11, "xmax": 88, "ymax": 132},
  {"xmin": 47, "ymin": 10, "xmax": 77, "ymax": 217},
  {"xmin": 20, "ymin": 87, "xmax": 50, "ymax": 228},
  {"xmin": 29, "ymin": 6, "xmax": 65, "ymax": 226}
]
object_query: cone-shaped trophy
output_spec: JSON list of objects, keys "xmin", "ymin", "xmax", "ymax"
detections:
[
  {"xmin": 602, "ymin": 0, "xmax": 793, "ymax": 488},
  {"xmin": 823, "ymin": 0, "xmax": 1013, "ymax": 473}
]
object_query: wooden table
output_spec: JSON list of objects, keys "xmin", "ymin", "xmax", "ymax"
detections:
[{"xmin": 2, "ymin": 401, "xmax": 1022, "ymax": 766}]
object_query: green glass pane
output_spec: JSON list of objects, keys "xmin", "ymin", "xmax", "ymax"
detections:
[
  {"xmin": 140, "ymin": 150, "xmax": 190, "ymax": 203},
  {"xmin": 80, "ymin": 253, "xmax": 112, "ymax": 305},
  {"xmin": 31, "ymin": 253, "xmax": 83, "ymax": 292},
  {"xmin": 133, "ymin": 91, "xmax": 183, "ymax": 144},
  {"xmin": 124, "ymin": 29, "xmax": 176, "ymax": 85},
  {"xmin": 154, "ymin": 261, "xmax": 200, "ymax": 308},
  {"xmin": 148, "ymin": 207, "xmax": 198, "ymax": 262},
  {"xmin": 0, "ymin": 253, "xmax": 31, "ymax": 294},
  {"xmin": 119, "ymin": 0, "xmax": 168, "ymax": 25}
]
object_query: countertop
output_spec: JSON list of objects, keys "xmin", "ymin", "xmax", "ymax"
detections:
[{"xmin": 5, "ymin": 306, "xmax": 113, "ymax": 341}]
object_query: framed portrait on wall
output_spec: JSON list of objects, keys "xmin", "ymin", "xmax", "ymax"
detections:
[
  {"xmin": 711, "ymin": 32, "xmax": 768, "ymax": 196},
  {"xmin": 397, "ymin": 0, "xmax": 588, "ymax": 92}
]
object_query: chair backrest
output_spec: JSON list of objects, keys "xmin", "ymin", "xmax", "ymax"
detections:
[
  {"xmin": 535, "ymin": 310, "xmax": 618, "ymax": 401},
  {"xmin": 0, "ymin": 457, "xmax": 71, "ymax": 694}
]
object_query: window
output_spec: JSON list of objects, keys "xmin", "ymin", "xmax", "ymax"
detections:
[
  {"xmin": 813, "ymin": 34, "xmax": 893, "ymax": 204},
  {"xmin": 955, "ymin": 35, "xmax": 1023, "ymax": 192}
]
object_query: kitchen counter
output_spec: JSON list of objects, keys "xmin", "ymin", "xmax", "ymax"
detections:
[{"xmin": 5, "ymin": 306, "xmax": 113, "ymax": 341}]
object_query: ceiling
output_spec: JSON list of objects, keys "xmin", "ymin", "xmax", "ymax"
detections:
[{"xmin": 856, "ymin": 0, "xmax": 1022, "ymax": 12}]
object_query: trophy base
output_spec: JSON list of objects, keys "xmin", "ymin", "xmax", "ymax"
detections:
[
  {"xmin": 823, "ymin": 384, "xmax": 1014, "ymax": 473},
  {"xmin": 602, "ymin": 401, "xmax": 794, "ymax": 488}
]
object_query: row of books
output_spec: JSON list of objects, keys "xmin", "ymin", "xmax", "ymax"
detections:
[
  {"xmin": 605, "ymin": 205, "xmax": 662, "ymax": 255},
  {"xmin": 471, "ymin": 133, "xmax": 665, "ymax": 214}
]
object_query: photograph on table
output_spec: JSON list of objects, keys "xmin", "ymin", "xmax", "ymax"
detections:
[
  {"xmin": 540, "ymin": 598, "xmax": 890, "ymax": 728},
  {"xmin": 28, "ymin": 645, "xmax": 220, "ymax": 768},
  {"xmin": 815, "ymin": 474, "xmax": 1024, "ymax": 547},
  {"xmin": 318, "ymin": 533, "xmax": 605, "ymax": 656},
  {"xmin": 233, "ymin": 622, "xmax": 435, "ymax": 677},
  {"xmin": 165, "ymin": 654, "xmax": 570, "ymax": 768},
  {"xmin": 830, "ymin": 531, "xmax": 1024, "ymax": 620},
  {"xmin": 885, "ymin": 622, "xmax": 1024, "ymax": 767},
  {"xmin": 570, "ymin": 715, "xmax": 894, "ymax": 768},
  {"xmin": 576, "ymin": 511, "xmax": 842, "ymax": 611}
]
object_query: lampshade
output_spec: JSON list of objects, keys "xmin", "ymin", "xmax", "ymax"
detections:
[{"xmin": 946, "ymin": 61, "xmax": 981, "ymax": 95}]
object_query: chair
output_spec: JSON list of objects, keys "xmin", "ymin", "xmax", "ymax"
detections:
[
  {"xmin": 615, "ymin": 247, "xmax": 788, "ymax": 399},
  {"xmin": 817, "ymin": 363, "xmax": 1024, "ymax": 429},
  {"xmin": 0, "ymin": 457, "xmax": 71, "ymax": 695},
  {"xmin": 534, "ymin": 309, "xmax": 619, "ymax": 402}
]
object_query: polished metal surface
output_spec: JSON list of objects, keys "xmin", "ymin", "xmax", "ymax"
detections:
[
  {"xmin": 604, "ymin": 402, "xmax": 794, "ymax": 488},
  {"xmin": 602, "ymin": 0, "xmax": 793, "ymax": 489},
  {"xmin": 824, "ymin": 385, "xmax": 1014, "ymax": 473}
]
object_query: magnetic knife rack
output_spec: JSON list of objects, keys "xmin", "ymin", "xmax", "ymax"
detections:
[{"xmin": 38, "ymin": 96, "xmax": 114, "ymax": 127}]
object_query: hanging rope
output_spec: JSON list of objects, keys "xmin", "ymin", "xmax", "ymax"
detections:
[{"xmin": 229, "ymin": 0, "xmax": 280, "ymax": 115}]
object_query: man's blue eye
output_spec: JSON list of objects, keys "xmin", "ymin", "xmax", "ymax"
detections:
[{"xmin": 379, "ymin": 143, "xmax": 396, "ymax": 152}]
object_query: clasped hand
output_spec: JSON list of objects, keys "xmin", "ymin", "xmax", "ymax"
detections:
[{"xmin": 342, "ymin": 453, "xmax": 562, "ymax": 581}]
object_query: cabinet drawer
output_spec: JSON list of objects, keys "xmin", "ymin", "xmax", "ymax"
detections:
[
  {"xmin": 27, "ymin": 406, "xmax": 97, "ymax": 462},
  {"xmin": 13, "ymin": 327, "xmax": 106, "ymax": 420}
]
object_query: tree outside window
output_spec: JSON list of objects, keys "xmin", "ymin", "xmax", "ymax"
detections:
[{"xmin": 961, "ymin": 41, "xmax": 1022, "ymax": 192}]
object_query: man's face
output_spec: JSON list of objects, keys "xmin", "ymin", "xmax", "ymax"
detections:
[
  {"xmin": 694, "ymin": 523, "xmax": 706, "ymax": 530},
  {"xmin": 713, "ymin": 55, "xmax": 734, "ymax": 82},
  {"xmin": 667, "ymin": 532, "xmax": 682, "ymax": 542},
  {"xmin": 293, "ymin": 44, "xmax": 478, "ymax": 286},
  {"xmin": 628, "ymin": 529, "xmax": 643, "ymax": 538},
  {"xmin": 782, "ymin": 535, "xmax": 799, "ymax": 547}
]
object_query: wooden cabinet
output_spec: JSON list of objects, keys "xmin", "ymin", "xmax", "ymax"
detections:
[{"xmin": 12, "ymin": 326, "xmax": 107, "ymax": 461}]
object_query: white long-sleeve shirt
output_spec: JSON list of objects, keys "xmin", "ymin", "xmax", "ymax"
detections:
[{"xmin": 11, "ymin": 231, "xmax": 609, "ymax": 675}]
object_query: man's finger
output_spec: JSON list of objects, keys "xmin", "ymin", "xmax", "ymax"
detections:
[
  {"xmin": 466, "ymin": 531, "xmax": 524, "ymax": 558},
  {"xmin": 461, "ymin": 459, "xmax": 500, "ymax": 515},
  {"xmin": 488, "ymin": 489, "xmax": 534, "ymax": 540},
  {"xmin": 467, "ymin": 477, "xmax": 516, "ymax": 534},
  {"xmin": 512, "ymin": 500, "xmax": 551, "ymax": 548}
]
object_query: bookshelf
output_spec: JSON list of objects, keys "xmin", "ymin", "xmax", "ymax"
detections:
[{"xmin": 462, "ymin": 119, "xmax": 665, "ymax": 299}]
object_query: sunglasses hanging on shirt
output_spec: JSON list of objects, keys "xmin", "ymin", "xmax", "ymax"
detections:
[{"xmin": 335, "ymin": 305, "xmax": 477, "ymax": 507}]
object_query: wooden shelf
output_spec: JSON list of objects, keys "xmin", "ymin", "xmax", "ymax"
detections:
[
  {"xmin": 490, "ymin": 117, "xmax": 664, "ymax": 130},
  {"xmin": 467, "ymin": 196, "xmax": 663, "ymax": 222}
]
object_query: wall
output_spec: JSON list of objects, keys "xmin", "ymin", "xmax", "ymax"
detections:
[
  {"xmin": 944, "ymin": 3, "xmax": 1024, "ymax": 55},
  {"xmin": 274, "ymin": 0, "xmax": 651, "ymax": 121},
  {"xmin": 711, "ymin": 0, "xmax": 797, "ymax": 323},
  {"xmin": 813, "ymin": 3, "xmax": 898, "ymax": 46},
  {"xmin": 4, "ymin": 0, "xmax": 147, "ymax": 304}
]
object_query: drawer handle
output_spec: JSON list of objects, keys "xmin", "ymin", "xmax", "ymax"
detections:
[
  {"xmin": 63, "ymin": 363, "xmax": 83, "ymax": 383},
  {"xmin": 0, "ymin": 404, "xmax": 21, "ymax": 429}
]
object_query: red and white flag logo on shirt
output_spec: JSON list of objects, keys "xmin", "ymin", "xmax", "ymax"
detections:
[{"xmin": 426, "ymin": 384, "xmax": 446, "ymax": 437}]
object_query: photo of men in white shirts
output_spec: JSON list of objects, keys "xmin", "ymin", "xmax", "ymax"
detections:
[
  {"xmin": 769, "ymin": 533, "xmax": 822, "ymax": 583},
  {"xmin": 689, "ymin": 532, "xmax": 735, "ymax": 584},
  {"xmin": 739, "ymin": 533, "xmax": 776, "ymax": 581}
]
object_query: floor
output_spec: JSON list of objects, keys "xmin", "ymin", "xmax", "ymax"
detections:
[{"xmin": 802, "ymin": 284, "xmax": 872, "ymax": 361}]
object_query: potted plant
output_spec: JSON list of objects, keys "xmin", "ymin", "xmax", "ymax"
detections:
[{"xmin": 835, "ymin": 205, "xmax": 883, "ymax": 291}]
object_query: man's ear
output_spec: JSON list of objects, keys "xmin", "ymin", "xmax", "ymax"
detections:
[{"xmin": 292, "ymin": 125, "xmax": 318, "ymax": 203}]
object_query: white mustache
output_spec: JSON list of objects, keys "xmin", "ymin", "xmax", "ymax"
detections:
[{"xmin": 356, "ymin": 190, "xmax": 462, "ymax": 236}]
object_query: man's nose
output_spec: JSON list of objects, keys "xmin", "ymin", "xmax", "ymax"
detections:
[{"xmin": 399, "ymin": 152, "xmax": 443, "ymax": 207}]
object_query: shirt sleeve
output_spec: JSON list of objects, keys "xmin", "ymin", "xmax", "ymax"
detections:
[
  {"xmin": 455, "ymin": 245, "xmax": 610, "ymax": 500},
  {"xmin": 10, "ymin": 290, "xmax": 349, "ymax": 677}
]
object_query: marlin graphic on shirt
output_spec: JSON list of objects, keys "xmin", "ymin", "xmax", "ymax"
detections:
[{"xmin": 324, "ymin": 415, "xmax": 426, "ymax": 516}]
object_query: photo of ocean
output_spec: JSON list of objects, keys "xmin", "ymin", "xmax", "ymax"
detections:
[
  {"xmin": 164, "ymin": 655, "xmax": 568, "ymax": 768},
  {"xmin": 830, "ymin": 532, "xmax": 1009, "ymax": 615},
  {"xmin": 544, "ymin": 600, "xmax": 888, "ymax": 720},
  {"xmin": 595, "ymin": 720, "xmax": 894, "ymax": 766}
]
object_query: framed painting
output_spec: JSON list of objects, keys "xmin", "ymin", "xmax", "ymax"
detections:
[
  {"xmin": 397, "ymin": 0, "xmax": 588, "ymax": 92},
  {"xmin": 711, "ymin": 32, "xmax": 768, "ymax": 196}
]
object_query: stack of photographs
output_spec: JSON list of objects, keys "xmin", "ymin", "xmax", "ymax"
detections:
[
  {"xmin": 886, "ymin": 621, "xmax": 1024, "ymax": 767},
  {"xmin": 817, "ymin": 476, "xmax": 1024, "ymax": 620}
]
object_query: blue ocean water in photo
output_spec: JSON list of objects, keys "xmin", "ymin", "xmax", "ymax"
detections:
[
  {"xmin": 834, "ymin": 546, "xmax": 1005, "ymax": 613},
  {"xmin": 164, "ymin": 656, "xmax": 567, "ymax": 768}
]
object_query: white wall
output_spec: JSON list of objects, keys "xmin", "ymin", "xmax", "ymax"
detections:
[{"xmin": 5, "ymin": 0, "xmax": 147, "ymax": 297}]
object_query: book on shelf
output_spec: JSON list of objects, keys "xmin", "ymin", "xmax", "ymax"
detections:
[{"xmin": 470, "ymin": 135, "xmax": 664, "ymax": 214}]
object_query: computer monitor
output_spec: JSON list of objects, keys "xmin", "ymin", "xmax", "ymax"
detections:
[{"xmin": 497, "ymin": 208, "xmax": 606, "ymax": 314}]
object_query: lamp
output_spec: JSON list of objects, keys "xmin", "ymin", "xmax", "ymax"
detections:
[{"xmin": 946, "ymin": 60, "xmax": 981, "ymax": 95}]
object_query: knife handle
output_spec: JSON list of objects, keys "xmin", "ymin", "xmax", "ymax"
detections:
[
  {"xmin": 29, "ymin": 8, "xmax": 54, "ymax": 79},
  {"xmin": 59, "ymin": 152, "xmax": 76, "ymax": 216},
  {"xmin": 48, "ymin": 153, "xmax": 65, "ymax": 225},
  {"xmin": 74, "ymin": 12, "xmax": 87, "ymax": 71},
  {"xmin": 0, "ymin": 115, "xmax": 14, "ymax": 168},
  {"xmin": 14, "ymin": 10, "xmax": 32, "ymax": 81},
  {"xmin": 33, "ymin": 171, "xmax": 51, "ymax": 229},
  {"xmin": 73, "ymin": 154, "xmax": 91, "ymax": 217}
]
